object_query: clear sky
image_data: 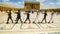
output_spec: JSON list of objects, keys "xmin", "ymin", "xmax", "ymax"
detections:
[{"xmin": 0, "ymin": 0, "xmax": 60, "ymax": 9}]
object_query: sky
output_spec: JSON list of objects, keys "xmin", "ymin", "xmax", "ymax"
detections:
[{"xmin": 0, "ymin": 0, "xmax": 60, "ymax": 9}]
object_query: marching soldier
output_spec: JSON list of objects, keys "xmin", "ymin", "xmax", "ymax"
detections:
[
  {"xmin": 15, "ymin": 10, "xmax": 23, "ymax": 24},
  {"xmin": 24, "ymin": 10, "xmax": 31, "ymax": 24},
  {"xmin": 6, "ymin": 10, "xmax": 13, "ymax": 24},
  {"xmin": 48, "ymin": 10, "xmax": 55, "ymax": 23},
  {"xmin": 41, "ymin": 10, "xmax": 47, "ymax": 23}
]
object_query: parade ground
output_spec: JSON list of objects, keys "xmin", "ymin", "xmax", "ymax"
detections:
[{"xmin": 0, "ymin": 11, "xmax": 60, "ymax": 34}]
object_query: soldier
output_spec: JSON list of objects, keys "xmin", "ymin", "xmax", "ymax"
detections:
[
  {"xmin": 15, "ymin": 10, "xmax": 23, "ymax": 24},
  {"xmin": 41, "ymin": 10, "xmax": 47, "ymax": 23},
  {"xmin": 6, "ymin": 10, "xmax": 13, "ymax": 24},
  {"xmin": 33, "ymin": 10, "xmax": 40, "ymax": 24},
  {"xmin": 48, "ymin": 10, "xmax": 55, "ymax": 23},
  {"xmin": 24, "ymin": 10, "xmax": 31, "ymax": 24}
]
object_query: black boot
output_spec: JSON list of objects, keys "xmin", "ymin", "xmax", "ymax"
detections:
[
  {"xmin": 52, "ymin": 21, "xmax": 54, "ymax": 23},
  {"xmin": 6, "ymin": 22, "xmax": 9, "ymax": 24},
  {"xmin": 24, "ymin": 22, "xmax": 26, "ymax": 23},
  {"xmin": 48, "ymin": 21, "xmax": 50, "ymax": 23},
  {"xmin": 15, "ymin": 21, "xmax": 18, "ymax": 24},
  {"xmin": 38, "ymin": 22, "xmax": 40, "ymax": 24}
]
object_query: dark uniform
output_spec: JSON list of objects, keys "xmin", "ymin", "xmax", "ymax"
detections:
[
  {"xmin": 6, "ymin": 10, "xmax": 13, "ymax": 24},
  {"xmin": 41, "ymin": 11, "xmax": 47, "ymax": 23},
  {"xmin": 15, "ymin": 10, "xmax": 23, "ymax": 24},
  {"xmin": 24, "ymin": 11, "xmax": 31, "ymax": 23}
]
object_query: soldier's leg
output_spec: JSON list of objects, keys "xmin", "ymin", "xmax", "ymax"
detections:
[
  {"xmin": 51, "ymin": 16, "xmax": 54, "ymax": 23},
  {"xmin": 6, "ymin": 17, "xmax": 9, "ymax": 24},
  {"xmin": 41, "ymin": 18, "xmax": 44, "ymax": 23},
  {"xmin": 20, "ymin": 18, "xmax": 23, "ymax": 23},
  {"xmin": 15, "ymin": 18, "xmax": 19, "ymax": 24},
  {"xmin": 28, "ymin": 18, "xmax": 31, "ymax": 23},
  {"xmin": 10, "ymin": 18, "xmax": 13, "ymax": 23},
  {"xmin": 33, "ymin": 16, "xmax": 37, "ymax": 23},
  {"xmin": 45, "ymin": 17, "xmax": 47, "ymax": 23},
  {"xmin": 24, "ymin": 18, "xmax": 27, "ymax": 23},
  {"xmin": 37, "ymin": 16, "xmax": 40, "ymax": 23},
  {"xmin": 48, "ymin": 16, "xmax": 52, "ymax": 23}
]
